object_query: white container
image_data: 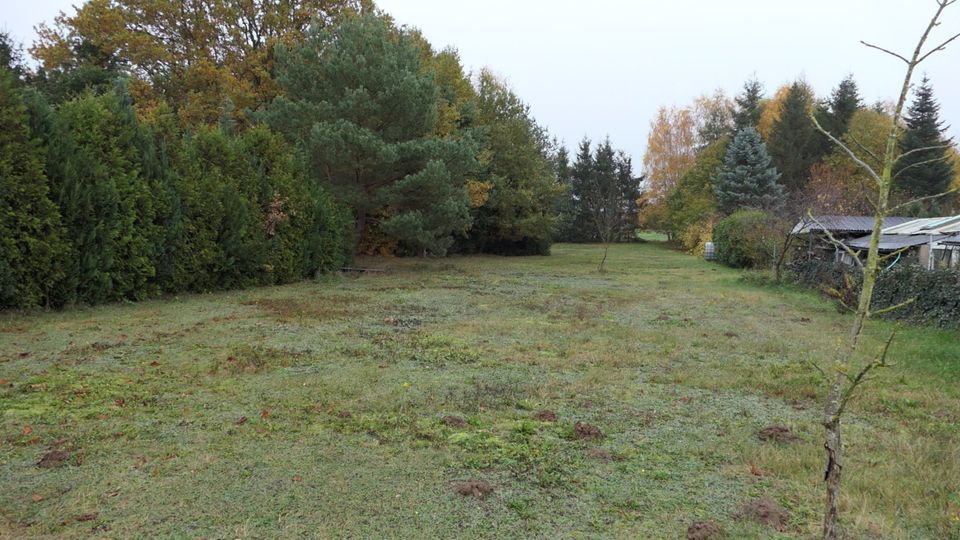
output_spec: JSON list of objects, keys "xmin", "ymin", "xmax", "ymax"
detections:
[{"xmin": 704, "ymin": 241, "xmax": 716, "ymax": 261}]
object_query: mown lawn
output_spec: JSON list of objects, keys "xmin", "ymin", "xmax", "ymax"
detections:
[{"xmin": 1, "ymin": 243, "xmax": 958, "ymax": 539}]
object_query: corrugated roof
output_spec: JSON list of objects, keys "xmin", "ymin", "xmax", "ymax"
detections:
[
  {"xmin": 792, "ymin": 216, "xmax": 913, "ymax": 235},
  {"xmin": 942, "ymin": 234, "xmax": 960, "ymax": 246},
  {"xmin": 882, "ymin": 215, "xmax": 960, "ymax": 235},
  {"xmin": 847, "ymin": 234, "xmax": 950, "ymax": 251}
]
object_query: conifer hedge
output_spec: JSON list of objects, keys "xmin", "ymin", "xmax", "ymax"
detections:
[{"xmin": 1, "ymin": 68, "xmax": 351, "ymax": 310}]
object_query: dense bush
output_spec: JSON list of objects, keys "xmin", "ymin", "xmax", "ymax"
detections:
[
  {"xmin": 712, "ymin": 210, "xmax": 779, "ymax": 268},
  {"xmin": 787, "ymin": 259, "xmax": 960, "ymax": 329},
  {"xmin": 873, "ymin": 265, "xmax": 960, "ymax": 329}
]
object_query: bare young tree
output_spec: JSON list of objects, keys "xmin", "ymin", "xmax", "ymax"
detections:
[{"xmin": 808, "ymin": 3, "xmax": 959, "ymax": 538}]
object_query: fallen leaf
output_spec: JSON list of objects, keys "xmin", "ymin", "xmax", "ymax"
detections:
[
  {"xmin": 76, "ymin": 513, "xmax": 98, "ymax": 522},
  {"xmin": 31, "ymin": 494, "xmax": 44, "ymax": 502},
  {"xmin": 750, "ymin": 464, "xmax": 765, "ymax": 477},
  {"xmin": 260, "ymin": 409, "xmax": 269, "ymax": 419},
  {"xmin": 149, "ymin": 361, "xmax": 160, "ymax": 367},
  {"xmin": 114, "ymin": 398, "xmax": 126, "ymax": 407},
  {"xmin": 18, "ymin": 352, "xmax": 30, "ymax": 358},
  {"xmin": 292, "ymin": 475, "xmax": 303, "ymax": 483},
  {"xmin": 0, "ymin": 378, "xmax": 8, "ymax": 385},
  {"xmin": 236, "ymin": 416, "xmax": 248, "ymax": 425},
  {"xmin": 22, "ymin": 425, "xmax": 32, "ymax": 435}
]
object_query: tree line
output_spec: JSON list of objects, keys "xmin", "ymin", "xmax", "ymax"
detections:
[
  {"xmin": 1, "ymin": 2, "xmax": 641, "ymax": 310},
  {"xmin": 641, "ymin": 74, "xmax": 959, "ymax": 256}
]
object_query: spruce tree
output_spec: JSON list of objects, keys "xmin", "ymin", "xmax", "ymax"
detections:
[
  {"xmin": 767, "ymin": 81, "xmax": 824, "ymax": 194},
  {"xmin": 895, "ymin": 76, "xmax": 955, "ymax": 199},
  {"xmin": 0, "ymin": 66, "xmax": 65, "ymax": 308},
  {"xmin": 821, "ymin": 75, "xmax": 863, "ymax": 137},
  {"xmin": 615, "ymin": 152, "xmax": 641, "ymax": 242},
  {"xmin": 713, "ymin": 128, "xmax": 785, "ymax": 213},
  {"xmin": 568, "ymin": 139, "xmax": 598, "ymax": 242},
  {"xmin": 733, "ymin": 78, "xmax": 765, "ymax": 132}
]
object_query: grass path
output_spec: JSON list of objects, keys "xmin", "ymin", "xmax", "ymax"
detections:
[{"xmin": 1, "ymin": 243, "xmax": 958, "ymax": 538}]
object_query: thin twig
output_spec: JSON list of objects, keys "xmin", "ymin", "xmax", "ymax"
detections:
[
  {"xmin": 846, "ymin": 134, "xmax": 883, "ymax": 167},
  {"xmin": 870, "ymin": 297, "xmax": 917, "ymax": 317},
  {"xmin": 893, "ymin": 156, "xmax": 953, "ymax": 180},
  {"xmin": 916, "ymin": 30, "xmax": 960, "ymax": 64},
  {"xmin": 806, "ymin": 212, "xmax": 865, "ymax": 268},
  {"xmin": 895, "ymin": 143, "xmax": 956, "ymax": 164},
  {"xmin": 810, "ymin": 115, "xmax": 882, "ymax": 185},
  {"xmin": 860, "ymin": 40, "xmax": 910, "ymax": 64},
  {"xmin": 889, "ymin": 186, "xmax": 960, "ymax": 212}
]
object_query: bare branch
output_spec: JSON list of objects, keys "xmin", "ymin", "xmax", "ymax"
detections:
[
  {"xmin": 860, "ymin": 40, "xmax": 910, "ymax": 64},
  {"xmin": 806, "ymin": 212, "xmax": 865, "ymax": 268},
  {"xmin": 879, "ymin": 245, "xmax": 914, "ymax": 262},
  {"xmin": 888, "ymin": 186, "xmax": 960, "ymax": 212},
  {"xmin": 895, "ymin": 142, "xmax": 956, "ymax": 164},
  {"xmin": 846, "ymin": 134, "xmax": 883, "ymax": 167},
  {"xmin": 804, "ymin": 358, "xmax": 829, "ymax": 382},
  {"xmin": 810, "ymin": 115, "xmax": 882, "ymax": 185},
  {"xmin": 870, "ymin": 297, "xmax": 917, "ymax": 317},
  {"xmin": 893, "ymin": 156, "xmax": 952, "ymax": 180},
  {"xmin": 835, "ymin": 331, "xmax": 896, "ymax": 416},
  {"xmin": 917, "ymin": 30, "xmax": 960, "ymax": 64},
  {"xmin": 876, "ymin": 329, "xmax": 898, "ymax": 367}
]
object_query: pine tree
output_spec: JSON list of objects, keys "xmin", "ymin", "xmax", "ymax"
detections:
[
  {"xmin": 766, "ymin": 81, "xmax": 824, "ymax": 194},
  {"xmin": 0, "ymin": 66, "xmax": 66, "ymax": 308},
  {"xmin": 733, "ymin": 78, "xmax": 765, "ymax": 132},
  {"xmin": 266, "ymin": 14, "xmax": 476, "ymax": 256},
  {"xmin": 895, "ymin": 76, "xmax": 955, "ymax": 200},
  {"xmin": 713, "ymin": 128, "xmax": 785, "ymax": 213}
]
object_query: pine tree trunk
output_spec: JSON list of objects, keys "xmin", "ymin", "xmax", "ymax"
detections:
[{"xmin": 353, "ymin": 208, "xmax": 366, "ymax": 254}]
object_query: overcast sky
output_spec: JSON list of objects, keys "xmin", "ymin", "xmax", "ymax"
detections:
[{"xmin": 5, "ymin": 0, "xmax": 959, "ymax": 164}]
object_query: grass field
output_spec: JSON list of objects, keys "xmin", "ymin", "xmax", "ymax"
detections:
[{"xmin": 2, "ymin": 243, "xmax": 958, "ymax": 539}]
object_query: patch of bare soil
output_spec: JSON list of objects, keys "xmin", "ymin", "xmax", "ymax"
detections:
[
  {"xmin": 585, "ymin": 448, "xmax": 612, "ymax": 461},
  {"xmin": 758, "ymin": 425, "xmax": 800, "ymax": 444},
  {"xmin": 789, "ymin": 399, "xmax": 813, "ymax": 411},
  {"xmin": 36, "ymin": 450, "xmax": 71, "ymax": 469},
  {"xmin": 574, "ymin": 421, "xmax": 604, "ymax": 441},
  {"xmin": 442, "ymin": 415, "xmax": 467, "ymax": 427},
  {"xmin": 736, "ymin": 496, "xmax": 789, "ymax": 531},
  {"xmin": 453, "ymin": 480, "xmax": 494, "ymax": 499},
  {"xmin": 686, "ymin": 520, "xmax": 724, "ymax": 540},
  {"xmin": 533, "ymin": 409, "xmax": 557, "ymax": 422}
]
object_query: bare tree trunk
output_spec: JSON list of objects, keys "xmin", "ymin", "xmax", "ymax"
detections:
[
  {"xmin": 822, "ymin": 376, "xmax": 844, "ymax": 540},
  {"xmin": 774, "ymin": 232, "xmax": 794, "ymax": 283},
  {"xmin": 598, "ymin": 242, "xmax": 610, "ymax": 273},
  {"xmin": 809, "ymin": 5, "xmax": 959, "ymax": 537}
]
